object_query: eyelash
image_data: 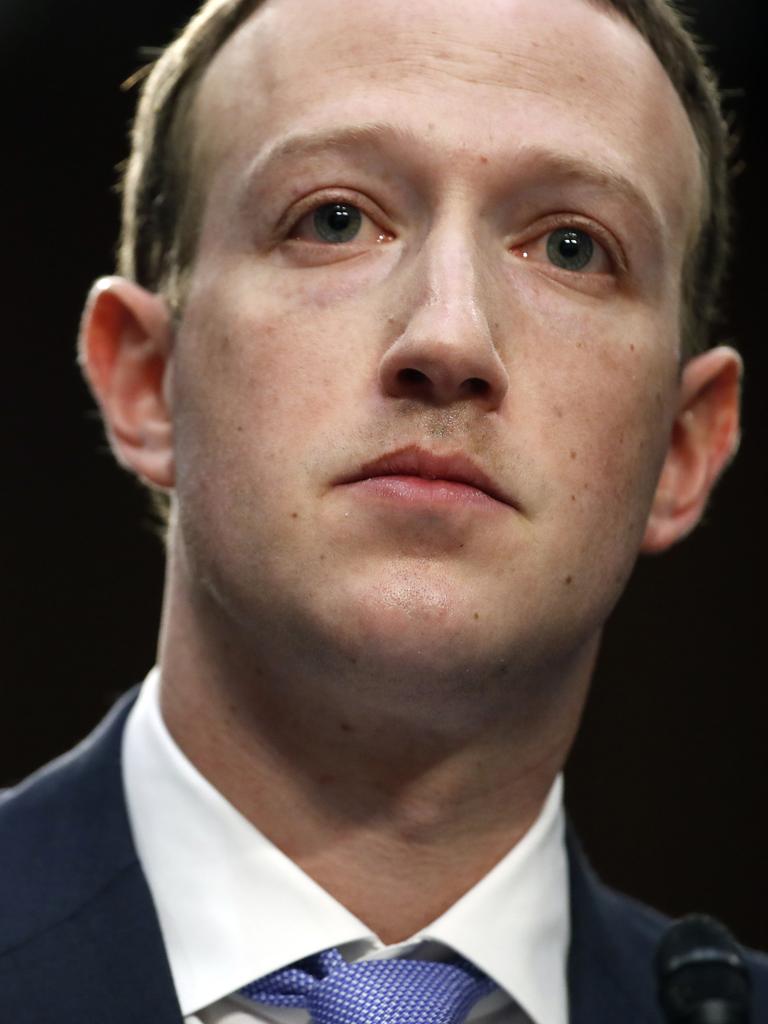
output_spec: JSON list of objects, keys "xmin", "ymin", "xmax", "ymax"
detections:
[
  {"xmin": 279, "ymin": 194, "xmax": 625, "ymax": 275},
  {"xmin": 514, "ymin": 213, "xmax": 625, "ymax": 275},
  {"xmin": 280, "ymin": 190, "xmax": 392, "ymax": 242}
]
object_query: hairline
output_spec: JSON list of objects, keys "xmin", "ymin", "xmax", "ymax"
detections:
[{"xmin": 123, "ymin": 0, "xmax": 725, "ymax": 357}]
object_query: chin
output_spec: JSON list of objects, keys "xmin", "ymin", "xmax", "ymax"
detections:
[{"xmin": 323, "ymin": 572, "xmax": 508, "ymax": 682}]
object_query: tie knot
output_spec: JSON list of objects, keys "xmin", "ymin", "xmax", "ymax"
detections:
[{"xmin": 241, "ymin": 948, "xmax": 496, "ymax": 1024}]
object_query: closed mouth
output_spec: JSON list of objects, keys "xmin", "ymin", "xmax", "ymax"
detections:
[{"xmin": 336, "ymin": 445, "xmax": 515, "ymax": 508}]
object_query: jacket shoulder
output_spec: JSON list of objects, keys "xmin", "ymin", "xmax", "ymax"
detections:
[
  {"xmin": 585, "ymin": 856, "xmax": 768, "ymax": 1016},
  {"xmin": 566, "ymin": 828, "xmax": 768, "ymax": 1023},
  {"xmin": 0, "ymin": 688, "xmax": 183, "ymax": 1023},
  {"xmin": 0, "ymin": 688, "xmax": 140, "ymax": 954}
]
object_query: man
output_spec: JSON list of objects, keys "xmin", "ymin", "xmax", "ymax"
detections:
[{"xmin": 1, "ymin": 0, "xmax": 765, "ymax": 1021}]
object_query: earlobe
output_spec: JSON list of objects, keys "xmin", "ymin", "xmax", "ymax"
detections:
[
  {"xmin": 79, "ymin": 276, "xmax": 175, "ymax": 489},
  {"xmin": 641, "ymin": 346, "xmax": 742, "ymax": 554}
]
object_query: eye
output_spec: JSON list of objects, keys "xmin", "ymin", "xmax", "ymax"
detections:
[
  {"xmin": 514, "ymin": 223, "xmax": 614, "ymax": 277},
  {"xmin": 546, "ymin": 228, "xmax": 594, "ymax": 272},
  {"xmin": 293, "ymin": 202, "xmax": 364, "ymax": 244},
  {"xmin": 279, "ymin": 194, "xmax": 394, "ymax": 265}
]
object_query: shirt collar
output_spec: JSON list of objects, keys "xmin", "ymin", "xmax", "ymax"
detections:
[
  {"xmin": 122, "ymin": 667, "xmax": 568, "ymax": 1024},
  {"xmin": 420, "ymin": 774, "xmax": 569, "ymax": 1024}
]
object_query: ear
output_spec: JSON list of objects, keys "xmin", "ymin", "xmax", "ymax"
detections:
[
  {"xmin": 79, "ymin": 276, "xmax": 175, "ymax": 489},
  {"xmin": 641, "ymin": 345, "xmax": 742, "ymax": 554}
]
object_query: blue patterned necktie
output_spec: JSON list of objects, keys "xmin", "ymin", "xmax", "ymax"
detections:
[{"xmin": 240, "ymin": 947, "xmax": 497, "ymax": 1024}]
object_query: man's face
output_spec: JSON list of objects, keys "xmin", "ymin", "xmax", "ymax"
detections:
[{"xmin": 168, "ymin": 0, "xmax": 702, "ymax": 682}]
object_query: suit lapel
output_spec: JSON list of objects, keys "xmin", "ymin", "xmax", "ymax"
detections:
[
  {"xmin": 567, "ymin": 826, "xmax": 663, "ymax": 1024},
  {"xmin": 1, "ymin": 863, "xmax": 183, "ymax": 1024},
  {"xmin": 3, "ymin": 687, "xmax": 679, "ymax": 1024},
  {"xmin": 0, "ymin": 688, "xmax": 183, "ymax": 1024}
]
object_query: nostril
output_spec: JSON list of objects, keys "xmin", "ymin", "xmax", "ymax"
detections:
[
  {"xmin": 398, "ymin": 368, "xmax": 430, "ymax": 385},
  {"xmin": 463, "ymin": 377, "xmax": 490, "ymax": 397}
]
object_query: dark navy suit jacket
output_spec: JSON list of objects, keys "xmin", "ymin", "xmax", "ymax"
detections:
[{"xmin": 1, "ymin": 688, "xmax": 766, "ymax": 1023}]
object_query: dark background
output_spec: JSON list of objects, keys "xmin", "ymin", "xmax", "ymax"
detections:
[{"xmin": 2, "ymin": 1, "xmax": 766, "ymax": 949}]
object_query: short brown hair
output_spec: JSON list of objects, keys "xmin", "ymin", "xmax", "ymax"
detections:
[{"xmin": 119, "ymin": 0, "xmax": 733, "ymax": 356}]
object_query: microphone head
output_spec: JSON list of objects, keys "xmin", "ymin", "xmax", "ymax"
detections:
[{"xmin": 656, "ymin": 914, "xmax": 751, "ymax": 1024}]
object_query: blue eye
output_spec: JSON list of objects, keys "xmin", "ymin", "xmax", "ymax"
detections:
[
  {"xmin": 312, "ymin": 203, "xmax": 363, "ymax": 243},
  {"xmin": 546, "ymin": 228, "xmax": 594, "ymax": 271}
]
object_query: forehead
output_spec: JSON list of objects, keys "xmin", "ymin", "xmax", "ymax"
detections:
[{"xmin": 193, "ymin": 0, "xmax": 701, "ymax": 242}]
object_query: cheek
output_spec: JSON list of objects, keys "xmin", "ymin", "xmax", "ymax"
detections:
[
  {"xmin": 174, "ymin": 272, "xmax": 370, "ymax": 446},
  {"xmin": 168, "ymin": 265, "xmax": 391, "ymax": 562},
  {"xmin": 511, "ymin": 285, "xmax": 680, "ymax": 527},
  {"xmin": 536, "ymin": 323, "xmax": 675, "ymax": 573}
]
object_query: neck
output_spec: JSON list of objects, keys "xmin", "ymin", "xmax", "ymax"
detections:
[{"xmin": 157, "ymin": 557, "xmax": 596, "ymax": 944}]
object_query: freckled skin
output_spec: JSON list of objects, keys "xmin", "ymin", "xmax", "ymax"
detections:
[
  {"xmin": 81, "ymin": 0, "xmax": 740, "ymax": 929},
  {"xmin": 166, "ymin": 0, "xmax": 703, "ymax": 707}
]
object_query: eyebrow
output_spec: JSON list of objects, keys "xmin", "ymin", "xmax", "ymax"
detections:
[
  {"xmin": 244, "ymin": 122, "xmax": 424, "ymax": 177},
  {"xmin": 513, "ymin": 147, "xmax": 669, "ymax": 249},
  {"xmin": 244, "ymin": 122, "xmax": 667, "ymax": 246}
]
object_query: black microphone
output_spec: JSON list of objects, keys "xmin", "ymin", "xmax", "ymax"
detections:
[{"xmin": 656, "ymin": 914, "xmax": 751, "ymax": 1023}]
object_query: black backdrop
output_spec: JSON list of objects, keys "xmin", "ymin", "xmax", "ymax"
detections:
[{"xmin": 2, "ymin": 0, "xmax": 766, "ymax": 949}]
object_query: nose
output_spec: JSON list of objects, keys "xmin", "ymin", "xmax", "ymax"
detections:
[{"xmin": 379, "ymin": 229, "xmax": 509, "ymax": 411}]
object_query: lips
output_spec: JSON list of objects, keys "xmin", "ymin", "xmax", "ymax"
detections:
[{"xmin": 336, "ymin": 445, "xmax": 515, "ymax": 508}]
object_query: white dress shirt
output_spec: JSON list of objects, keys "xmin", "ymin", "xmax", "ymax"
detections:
[{"xmin": 122, "ymin": 668, "xmax": 570, "ymax": 1024}]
